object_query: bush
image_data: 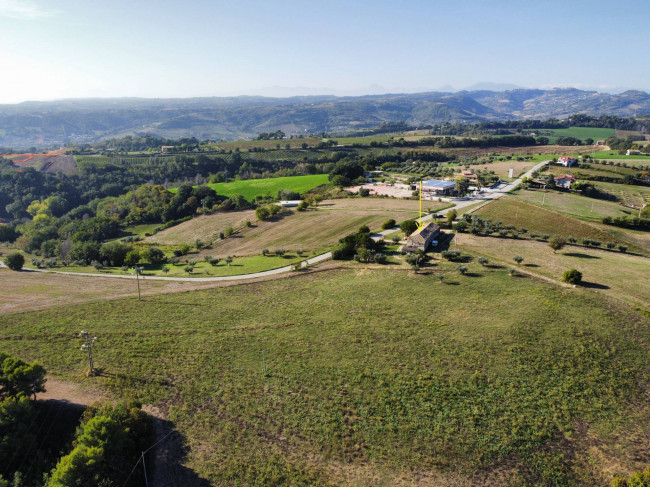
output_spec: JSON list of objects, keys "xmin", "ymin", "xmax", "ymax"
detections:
[
  {"xmin": 455, "ymin": 220, "xmax": 468, "ymax": 233},
  {"xmin": 456, "ymin": 265, "xmax": 468, "ymax": 275},
  {"xmin": 400, "ymin": 219, "xmax": 418, "ymax": 236},
  {"xmin": 4, "ymin": 252, "xmax": 24, "ymax": 271},
  {"xmin": 124, "ymin": 249, "xmax": 141, "ymax": 267},
  {"xmin": 513, "ymin": 255, "xmax": 524, "ymax": 265},
  {"xmin": 611, "ymin": 465, "xmax": 650, "ymax": 487},
  {"xmin": 478, "ymin": 257, "xmax": 489, "ymax": 266},
  {"xmin": 441, "ymin": 250, "xmax": 461, "ymax": 261},
  {"xmin": 296, "ymin": 201, "xmax": 309, "ymax": 211},
  {"xmin": 540, "ymin": 234, "xmax": 550, "ymax": 240},
  {"xmin": 225, "ymin": 226, "xmax": 234, "ymax": 237},
  {"xmin": 358, "ymin": 225, "xmax": 370, "ymax": 234},
  {"xmin": 606, "ymin": 242, "xmax": 616, "ymax": 249},
  {"xmin": 548, "ymin": 235, "xmax": 566, "ymax": 253},
  {"xmin": 618, "ymin": 244, "xmax": 628, "ymax": 253},
  {"xmin": 562, "ymin": 268, "xmax": 583, "ymax": 285},
  {"xmin": 381, "ymin": 219, "xmax": 396, "ymax": 230},
  {"xmin": 359, "ymin": 188, "xmax": 370, "ymax": 197}
]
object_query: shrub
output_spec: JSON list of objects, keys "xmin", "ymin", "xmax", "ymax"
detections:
[
  {"xmin": 358, "ymin": 225, "xmax": 370, "ymax": 234},
  {"xmin": 296, "ymin": 250, "xmax": 304, "ymax": 256},
  {"xmin": 513, "ymin": 255, "xmax": 524, "ymax": 265},
  {"xmin": 562, "ymin": 268, "xmax": 582, "ymax": 285},
  {"xmin": 548, "ymin": 235, "xmax": 566, "ymax": 253},
  {"xmin": 567, "ymin": 236, "xmax": 577, "ymax": 244},
  {"xmin": 184, "ymin": 264, "xmax": 194, "ymax": 274},
  {"xmin": 173, "ymin": 249, "xmax": 183, "ymax": 257},
  {"xmin": 540, "ymin": 234, "xmax": 550, "ymax": 240},
  {"xmin": 179, "ymin": 244, "xmax": 191, "ymax": 255},
  {"xmin": 296, "ymin": 201, "xmax": 309, "ymax": 211},
  {"xmin": 508, "ymin": 268, "xmax": 517, "ymax": 276},
  {"xmin": 606, "ymin": 242, "xmax": 616, "ymax": 249},
  {"xmin": 225, "ymin": 226, "xmax": 234, "ymax": 237},
  {"xmin": 381, "ymin": 219, "xmax": 396, "ymax": 230},
  {"xmin": 441, "ymin": 250, "xmax": 461, "ymax": 261},
  {"xmin": 142, "ymin": 247, "xmax": 166, "ymax": 264},
  {"xmin": 245, "ymin": 220, "xmax": 252, "ymax": 227},
  {"xmin": 374, "ymin": 253, "xmax": 388, "ymax": 264},
  {"xmin": 209, "ymin": 258, "xmax": 220, "ymax": 266},
  {"xmin": 124, "ymin": 249, "xmax": 141, "ymax": 267},
  {"xmin": 611, "ymin": 465, "xmax": 650, "ymax": 487},
  {"xmin": 225, "ymin": 256, "xmax": 233, "ymax": 266},
  {"xmin": 455, "ymin": 220, "xmax": 468, "ymax": 233},
  {"xmin": 262, "ymin": 249, "xmax": 269, "ymax": 256},
  {"xmin": 275, "ymin": 249, "xmax": 286, "ymax": 257},
  {"xmin": 162, "ymin": 267, "xmax": 170, "ymax": 274},
  {"xmin": 478, "ymin": 257, "xmax": 489, "ymax": 266},
  {"xmin": 618, "ymin": 244, "xmax": 628, "ymax": 252},
  {"xmin": 456, "ymin": 265, "xmax": 468, "ymax": 275},
  {"xmin": 195, "ymin": 239, "xmax": 205, "ymax": 249},
  {"xmin": 391, "ymin": 235, "xmax": 400, "ymax": 244},
  {"xmin": 4, "ymin": 252, "xmax": 24, "ymax": 271}
]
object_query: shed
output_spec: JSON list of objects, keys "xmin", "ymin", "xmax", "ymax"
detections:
[{"xmin": 405, "ymin": 222, "xmax": 441, "ymax": 251}]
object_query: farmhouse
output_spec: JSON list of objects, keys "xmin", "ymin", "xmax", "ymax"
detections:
[
  {"xmin": 557, "ymin": 156, "xmax": 578, "ymax": 167},
  {"xmin": 418, "ymin": 179, "xmax": 456, "ymax": 196},
  {"xmin": 555, "ymin": 174, "xmax": 576, "ymax": 189},
  {"xmin": 404, "ymin": 222, "xmax": 441, "ymax": 252},
  {"xmin": 461, "ymin": 170, "xmax": 478, "ymax": 180}
]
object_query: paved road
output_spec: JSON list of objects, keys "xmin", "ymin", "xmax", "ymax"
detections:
[{"xmin": 5, "ymin": 161, "xmax": 548, "ymax": 282}]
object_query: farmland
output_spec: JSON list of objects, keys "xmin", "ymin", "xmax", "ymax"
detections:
[
  {"xmin": 1, "ymin": 267, "xmax": 648, "ymax": 485},
  {"xmin": 169, "ymin": 174, "xmax": 330, "ymax": 200},
  {"xmin": 473, "ymin": 197, "xmax": 637, "ymax": 249},
  {"xmin": 455, "ymin": 232, "xmax": 650, "ymax": 309},
  {"xmin": 511, "ymin": 188, "xmax": 634, "ymax": 221},
  {"xmin": 149, "ymin": 198, "xmax": 440, "ymax": 256},
  {"xmin": 549, "ymin": 127, "xmax": 616, "ymax": 140}
]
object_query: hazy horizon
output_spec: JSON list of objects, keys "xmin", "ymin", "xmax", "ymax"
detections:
[{"xmin": 1, "ymin": 0, "xmax": 649, "ymax": 104}]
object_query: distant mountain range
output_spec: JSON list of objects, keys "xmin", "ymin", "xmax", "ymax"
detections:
[{"xmin": 1, "ymin": 88, "xmax": 649, "ymax": 149}]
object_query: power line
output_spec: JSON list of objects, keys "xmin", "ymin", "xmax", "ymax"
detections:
[{"xmin": 120, "ymin": 429, "xmax": 175, "ymax": 487}]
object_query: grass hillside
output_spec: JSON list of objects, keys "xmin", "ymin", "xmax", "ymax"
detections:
[
  {"xmin": 474, "ymin": 197, "xmax": 636, "ymax": 249},
  {"xmin": 149, "ymin": 198, "xmax": 439, "ymax": 255},
  {"xmin": 1, "ymin": 267, "xmax": 648, "ymax": 486},
  {"xmin": 169, "ymin": 174, "xmax": 330, "ymax": 200}
]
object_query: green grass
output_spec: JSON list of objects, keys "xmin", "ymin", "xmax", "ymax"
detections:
[
  {"xmin": 38, "ymin": 253, "xmax": 304, "ymax": 278},
  {"xmin": 1, "ymin": 268, "xmax": 648, "ymax": 485},
  {"xmin": 550, "ymin": 127, "xmax": 616, "ymax": 140},
  {"xmin": 169, "ymin": 174, "xmax": 329, "ymax": 200},
  {"xmin": 512, "ymin": 188, "xmax": 634, "ymax": 221},
  {"xmin": 474, "ymin": 196, "xmax": 637, "ymax": 249}
]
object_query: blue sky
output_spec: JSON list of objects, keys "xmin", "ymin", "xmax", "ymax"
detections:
[{"xmin": 0, "ymin": 0, "xmax": 648, "ymax": 103}]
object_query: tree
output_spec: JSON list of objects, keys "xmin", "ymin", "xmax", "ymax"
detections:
[
  {"xmin": 545, "ymin": 175, "xmax": 556, "ymax": 189},
  {"xmin": 0, "ymin": 353, "xmax": 46, "ymax": 400},
  {"xmin": 446, "ymin": 209, "xmax": 457, "ymax": 227},
  {"xmin": 548, "ymin": 235, "xmax": 566, "ymax": 253},
  {"xmin": 99, "ymin": 241, "xmax": 131, "ymax": 267},
  {"xmin": 456, "ymin": 265, "xmax": 468, "ymax": 275},
  {"xmin": 562, "ymin": 268, "xmax": 582, "ymax": 285},
  {"xmin": 513, "ymin": 255, "xmax": 524, "ymax": 265},
  {"xmin": 3, "ymin": 252, "xmax": 24, "ymax": 271},
  {"xmin": 225, "ymin": 256, "xmax": 233, "ymax": 266},
  {"xmin": 142, "ymin": 247, "xmax": 165, "ymax": 264},
  {"xmin": 478, "ymin": 257, "xmax": 489, "ymax": 266},
  {"xmin": 400, "ymin": 219, "xmax": 418, "ymax": 237},
  {"xmin": 124, "ymin": 249, "xmax": 141, "ymax": 267}
]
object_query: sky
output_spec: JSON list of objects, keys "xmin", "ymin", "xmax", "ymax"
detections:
[{"xmin": 1, "ymin": 0, "xmax": 649, "ymax": 103}]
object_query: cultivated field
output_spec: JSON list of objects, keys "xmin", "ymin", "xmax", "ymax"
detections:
[
  {"xmin": 549, "ymin": 127, "xmax": 616, "ymax": 140},
  {"xmin": 170, "ymin": 174, "xmax": 330, "ymax": 200},
  {"xmin": 147, "ymin": 210, "xmax": 257, "ymax": 245},
  {"xmin": 473, "ymin": 197, "xmax": 636, "ymax": 248},
  {"xmin": 512, "ymin": 188, "xmax": 633, "ymax": 220},
  {"xmin": 455, "ymin": 233, "xmax": 650, "ymax": 309},
  {"xmin": 149, "ymin": 198, "xmax": 439, "ymax": 255},
  {"xmin": 1, "ymin": 267, "xmax": 648, "ymax": 485}
]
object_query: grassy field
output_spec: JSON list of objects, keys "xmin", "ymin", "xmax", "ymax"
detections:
[
  {"xmin": 550, "ymin": 127, "xmax": 616, "ymax": 140},
  {"xmin": 591, "ymin": 181, "xmax": 650, "ymax": 207},
  {"xmin": 512, "ymin": 188, "xmax": 633, "ymax": 221},
  {"xmin": 147, "ymin": 210, "xmax": 257, "ymax": 245},
  {"xmin": 214, "ymin": 137, "xmax": 321, "ymax": 151},
  {"xmin": 169, "ymin": 174, "xmax": 330, "ymax": 200},
  {"xmin": 149, "ymin": 198, "xmax": 440, "ymax": 255},
  {"xmin": 473, "ymin": 197, "xmax": 637, "ymax": 249},
  {"xmin": 0, "ymin": 268, "xmax": 224, "ymax": 315},
  {"xmin": 1, "ymin": 267, "xmax": 648, "ymax": 485},
  {"xmin": 455, "ymin": 233, "xmax": 650, "ymax": 309}
]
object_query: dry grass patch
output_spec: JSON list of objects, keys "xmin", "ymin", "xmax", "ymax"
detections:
[
  {"xmin": 146, "ymin": 209, "xmax": 256, "ymax": 245},
  {"xmin": 474, "ymin": 197, "xmax": 635, "ymax": 248}
]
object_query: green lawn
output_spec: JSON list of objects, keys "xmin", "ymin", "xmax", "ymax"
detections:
[
  {"xmin": 36, "ymin": 253, "xmax": 304, "ymax": 278},
  {"xmin": 550, "ymin": 127, "xmax": 616, "ymax": 140},
  {"xmin": 1, "ymin": 268, "xmax": 648, "ymax": 485},
  {"xmin": 170, "ymin": 174, "xmax": 329, "ymax": 200}
]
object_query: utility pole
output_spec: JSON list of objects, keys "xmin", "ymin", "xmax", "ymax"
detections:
[
  {"xmin": 80, "ymin": 331, "xmax": 97, "ymax": 376},
  {"xmin": 134, "ymin": 266, "xmax": 141, "ymax": 301}
]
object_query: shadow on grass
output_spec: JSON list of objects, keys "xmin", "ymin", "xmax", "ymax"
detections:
[
  {"xmin": 485, "ymin": 264, "xmax": 505, "ymax": 269},
  {"xmin": 524, "ymin": 263, "xmax": 540, "ymax": 268},
  {"xmin": 148, "ymin": 416, "xmax": 212, "ymax": 487},
  {"xmin": 580, "ymin": 281, "xmax": 610, "ymax": 290},
  {"xmin": 564, "ymin": 252, "xmax": 601, "ymax": 259},
  {"xmin": 463, "ymin": 272, "xmax": 483, "ymax": 277}
]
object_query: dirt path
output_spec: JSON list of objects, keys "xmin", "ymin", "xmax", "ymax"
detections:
[{"xmin": 38, "ymin": 376, "xmax": 111, "ymax": 406}]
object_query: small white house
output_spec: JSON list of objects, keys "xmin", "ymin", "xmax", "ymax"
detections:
[{"xmin": 558, "ymin": 156, "xmax": 578, "ymax": 167}]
